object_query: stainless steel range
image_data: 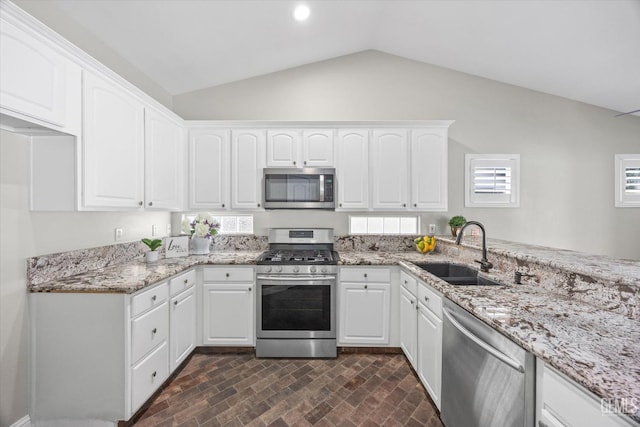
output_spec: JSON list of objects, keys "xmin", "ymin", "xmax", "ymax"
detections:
[{"xmin": 256, "ymin": 228, "xmax": 338, "ymax": 358}]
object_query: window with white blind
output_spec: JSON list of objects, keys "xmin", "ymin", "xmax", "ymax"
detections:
[
  {"xmin": 349, "ymin": 215, "xmax": 420, "ymax": 235},
  {"xmin": 615, "ymin": 154, "xmax": 640, "ymax": 207},
  {"xmin": 465, "ymin": 154, "xmax": 520, "ymax": 207}
]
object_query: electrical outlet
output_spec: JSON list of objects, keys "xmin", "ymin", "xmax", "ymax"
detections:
[
  {"xmin": 114, "ymin": 228, "xmax": 124, "ymax": 242},
  {"xmin": 166, "ymin": 223, "xmax": 172, "ymax": 235},
  {"xmin": 152, "ymin": 225, "xmax": 159, "ymax": 236}
]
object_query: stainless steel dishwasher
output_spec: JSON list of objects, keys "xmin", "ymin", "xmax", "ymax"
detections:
[{"xmin": 441, "ymin": 299, "xmax": 535, "ymax": 427}]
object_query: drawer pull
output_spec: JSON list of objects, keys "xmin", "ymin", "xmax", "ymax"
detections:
[
  {"xmin": 410, "ymin": 300, "xmax": 414, "ymax": 305},
  {"xmin": 404, "ymin": 280, "xmax": 407, "ymax": 284},
  {"xmin": 424, "ymin": 296, "xmax": 429, "ymax": 302},
  {"xmin": 364, "ymin": 273, "xmax": 368, "ymax": 278},
  {"xmin": 248, "ymin": 287, "xmax": 252, "ymax": 292},
  {"xmin": 364, "ymin": 284, "xmax": 368, "ymax": 289},
  {"xmin": 183, "ymin": 279, "xmax": 188, "ymax": 284},
  {"xmin": 226, "ymin": 273, "xmax": 230, "ymax": 278},
  {"xmin": 151, "ymin": 295, "xmax": 157, "ymax": 302},
  {"xmin": 152, "ymin": 371, "xmax": 157, "ymax": 378},
  {"xmin": 174, "ymin": 300, "xmax": 178, "ymax": 306},
  {"xmin": 152, "ymin": 328, "xmax": 157, "ymax": 334}
]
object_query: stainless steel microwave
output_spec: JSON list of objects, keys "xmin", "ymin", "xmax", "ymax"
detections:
[{"xmin": 263, "ymin": 168, "xmax": 335, "ymax": 210}]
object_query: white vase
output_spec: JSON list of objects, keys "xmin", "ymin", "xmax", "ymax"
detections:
[
  {"xmin": 145, "ymin": 251, "xmax": 159, "ymax": 263},
  {"xmin": 192, "ymin": 236, "xmax": 211, "ymax": 255}
]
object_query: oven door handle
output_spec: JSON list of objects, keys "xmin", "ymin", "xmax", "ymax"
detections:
[{"xmin": 256, "ymin": 275, "xmax": 336, "ymax": 281}]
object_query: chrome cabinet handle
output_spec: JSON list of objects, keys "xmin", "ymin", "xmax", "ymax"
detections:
[
  {"xmin": 424, "ymin": 296, "xmax": 429, "ymax": 302},
  {"xmin": 151, "ymin": 295, "xmax": 157, "ymax": 301},
  {"xmin": 414, "ymin": 203, "xmax": 417, "ymax": 207},
  {"xmin": 148, "ymin": 202, "xmax": 153, "ymax": 207},
  {"xmin": 257, "ymin": 203, "xmax": 261, "ymax": 207},
  {"xmin": 248, "ymin": 287, "xmax": 252, "ymax": 292},
  {"xmin": 138, "ymin": 201, "xmax": 143, "ymax": 206},
  {"xmin": 364, "ymin": 284, "xmax": 368, "ymax": 289},
  {"xmin": 403, "ymin": 203, "xmax": 406, "ymax": 207},
  {"xmin": 174, "ymin": 300, "xmax": 178, "ymax": 306},
  {"xmin": 293, "ymin": 161, "xmax": 297, "ymax": 166},
  {"xmin": 226, "ymin": 273, "xmax": 230, "ymax": 278},
  {"xmin": 184, "ymin": 279, "xmax": 188, "ymax": 284},
  {"xmin": 410, "ymin": 300, "xmax": 414, "ymax": 305},
  {"xmin": 152, "ymin": 371, "xmax": 157, "ymax": 378},
  {"xmin": 222, "ymin": 203, "xmax": 225, "ymax": 208},
  {"xmin": 304, "ymin": 160, "xmax": 307, "ymax": 165},
  {"xmin": 152, "ymin": 328, "xmax": 157, "ymax": 334},
  {"xmin": 364, "ymin": 273, "xmax": 368, "ymax": 278}
]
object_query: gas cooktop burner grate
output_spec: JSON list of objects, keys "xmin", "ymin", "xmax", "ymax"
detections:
[{"xmin": 258, "ymin": 250, "xmax": 335, "ymax": 264}]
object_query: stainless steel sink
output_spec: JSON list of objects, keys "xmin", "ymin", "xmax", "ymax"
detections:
[{"xmin": 412, "ymin": 262, "xmax": 502, "ymax": 286}]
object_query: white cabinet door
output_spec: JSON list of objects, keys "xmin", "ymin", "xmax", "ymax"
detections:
[
  {"xmin": 266, "ymin": 130, "xmax": 299, "ymax": 167},
  {"xmin": 400, "ymin": 286, "xmax": 417, "ymax": 370},
  {"xmin": 188, "ymin": 128, "xmax": 229, "ymax": 210},
  {"xmin": 83, "ymin": 71, "xmax": 144, "ymax": 209},
  {"xmin": 144, "ymin": 108, "xmax": 184, "ymax": 211},
  {"xmin": 371, "ymin": 129, "xmax": 408, "ymax": 210},
  {"xmin": 336, "ymin": 129, "xmax": 369, "ymax": 210},
  {"xmin": 417, "ymin": 302, "xmax": 442, "ymax": 410},
  {"xmin": 302, "ymin": 130, "xmax": 334, "ymax": 167},
  {"xmin": 0, "ymin": 16, "xmax": 68, "ymax": 127},
  {"xmin": 169, "ymin": 286, "xmax": 196, "ymax": 372},
  {"xmin": 231, "ymin": 129, "xmax": 265, "ymax": 210},
  {"xmin": 338, "ymin": 282, "xmax": 390, "ymax": 344},
  {"xmin": 410, "ymin": 128, "xmax": 448, "ymax": 211},
  {"xmin": 203, "ymin": 283, "xmax": 254, "ymax": 346}
]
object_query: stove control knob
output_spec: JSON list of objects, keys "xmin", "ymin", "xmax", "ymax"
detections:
[
  {"xmin": 293, "ymin": 266, "xmax": 300, "ymax": 273},
  {"xmin": 310, "ymin": 266, "xmax": 317, "ymax": 273},
  {"xmin": 265, "ymin": 266, "xmax": 272, "ymax": 273},
  {"xmin": 276, "ymin": 266, "xmax": 283, "ymax": 273},
  {"xmin": 321, "ymin": 267, "xmax": 327, "ymax": 273}
]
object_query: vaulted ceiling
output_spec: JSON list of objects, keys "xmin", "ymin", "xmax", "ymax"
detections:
[{"xmin": 22, "ymin": 0, "xmax": 640, "ymax": 115}]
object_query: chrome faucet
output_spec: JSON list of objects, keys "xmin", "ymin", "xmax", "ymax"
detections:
[{"xmin": 455, "ymin": 221, "xmax": 493, "ymax": 272}]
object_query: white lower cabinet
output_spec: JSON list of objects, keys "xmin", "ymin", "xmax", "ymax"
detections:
[
  {"xmin": 30, "ymin": 270, "xmax": 201, "ymax": 424},
  {"xmin": 202, "ymin": 266, "xmax": 255, "ymax": 346},
  {"xmin": 400, "ymin": 268, "xmax": 443, "ymax": 410},
  {"xmin": 338, "ymin": 267, "xmax": 391, "ymax": 345},
  {"xmin": 169, "ymin": 270, "xmax": 196, "ymax": 372},
  {"xmin": 536, "ymin": 359, "xmax": 638, "ymax": 427}
]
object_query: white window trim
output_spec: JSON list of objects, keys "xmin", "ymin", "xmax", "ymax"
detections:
[
  {"xmin": 465, "ymin": 154, "xmax": 520, "ymax": 208},
  {"xmin": 615, "ymin": 154, "xmax": 640, "ymax": 207}
]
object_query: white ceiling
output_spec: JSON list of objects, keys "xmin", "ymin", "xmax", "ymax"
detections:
[{"xmin": 42, "ymin": 0, "xmax": 640, "ymax": 115}]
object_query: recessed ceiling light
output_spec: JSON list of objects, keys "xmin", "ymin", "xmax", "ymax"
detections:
[{"xmin": 293, "ymin": 4, "xmax": 310, "ymax": 22}]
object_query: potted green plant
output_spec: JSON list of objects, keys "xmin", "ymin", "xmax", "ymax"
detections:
[
  {"xmin": 448, "ymin": 215, "xmax": 467, "ymax": 237},
  {"xmin": 141, "ymin": 238, "xmax": 162, "ymax": 263}
]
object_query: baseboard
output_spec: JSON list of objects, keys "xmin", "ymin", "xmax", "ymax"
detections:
[
  {"xmin": 339, "ymin": 346, "xmax": 403, "ymax": 354},
  {"xmin": 10, "ymin": 415, "xmax": 31, "ymax": 427}
]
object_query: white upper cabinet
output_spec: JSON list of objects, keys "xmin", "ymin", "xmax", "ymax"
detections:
[
  {"xmin": 336, "ymin": 129, "xmax": 369, "ymax": 210},
  {"xmin": 231, "ymin": 129, "xmax": 265, "ymax": 210},
  {"xmin": 302, "ymin": 129, "xmax": 334, "ymax": 167},
  {"xmin": 0, "ymin": 12, "xmax": 80, "ymax": 133},
  {"xmin": 188, "ymin": 128, "xmax": 229, "ymax": 210},
  {"xmin": 144, "ymin": 108, "xmax": 184, "ymax": 211},
  {"xmin": 266, "ymin": 129, "xmax": 334, "ymax": 167},
  {"xmin": 371, "ymin": 129, "xmax": 409, "ymax": 210},
  {"xmin": 83, "ymin": 71, "xmax": 145, "ymax": 209},
  {"xmin": 266, "ymin": 130, "xmax": 299, "ymax": 167},
  {"xmin": 410, "ymin": 128, "xmax": 448, "ymax": 211}
]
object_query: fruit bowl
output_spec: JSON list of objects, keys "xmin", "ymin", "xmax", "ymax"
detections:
[{"xmin": 415, "ymin": 235, "xmax": 436, "ymax": 254}]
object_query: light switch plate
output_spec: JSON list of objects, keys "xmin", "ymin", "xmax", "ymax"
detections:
[
  {"xmin": 114, "ymin": 228, "xmax": 123, "ymax": 241},
  {"xmin": 152, "ymin": 225, "xmax": 159, "ymax": 236}
]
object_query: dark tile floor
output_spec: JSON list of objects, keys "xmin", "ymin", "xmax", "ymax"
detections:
[{"xmin": 134, "ymin": 352, "xmax": 444, "ymax": 426}]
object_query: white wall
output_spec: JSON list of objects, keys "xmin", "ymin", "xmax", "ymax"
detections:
[
  {"xmin": 0, "ymin": 130, "xmax": 170, "ymax": 426},
  {"xmin": 174, "ymin": 50, "xmax": 640, "ymax": 260}
]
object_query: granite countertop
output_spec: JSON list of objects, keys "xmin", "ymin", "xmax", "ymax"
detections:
[
  {"xmin": 28, "ymin": 247, "xmax": 640, "ymax": 422},
  {"xmin": 28, "ymin": 251, "xmax": 263, "ymax": 294}
]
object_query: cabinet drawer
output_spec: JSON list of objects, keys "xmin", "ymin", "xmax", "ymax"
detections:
[
  {"xmin": 131, "ymin": 282, "xmax": 168, "ymax": 317},
  {"xmin": 169, "ymin": 269, "xmax": 196, "ymax": 297},
  {"xmin": 203, "ymin": 267, "xmax": 254, "ymax": 282},
  {"xmin": 131, "ymin": 340, "xmax": 169, "ymax": 412},
  {"xmin": 417, "ymin": 281, "xmax": 442, "ymax": 319},
  {"xmin": 131, "ymin": 301, "xmax": 168, "ymax": 363},
  {"xmin": 340, "ymin": 267, "xmax": 391, "ymax": 283},
  {"xmin": 400, "ymin": 270, "xmax": 417, "ymax": 295}
]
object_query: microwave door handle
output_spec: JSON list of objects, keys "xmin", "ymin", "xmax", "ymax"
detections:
[{"xmin": 319, "ymin": 174, "xmax": 325, "ymax": 202}]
